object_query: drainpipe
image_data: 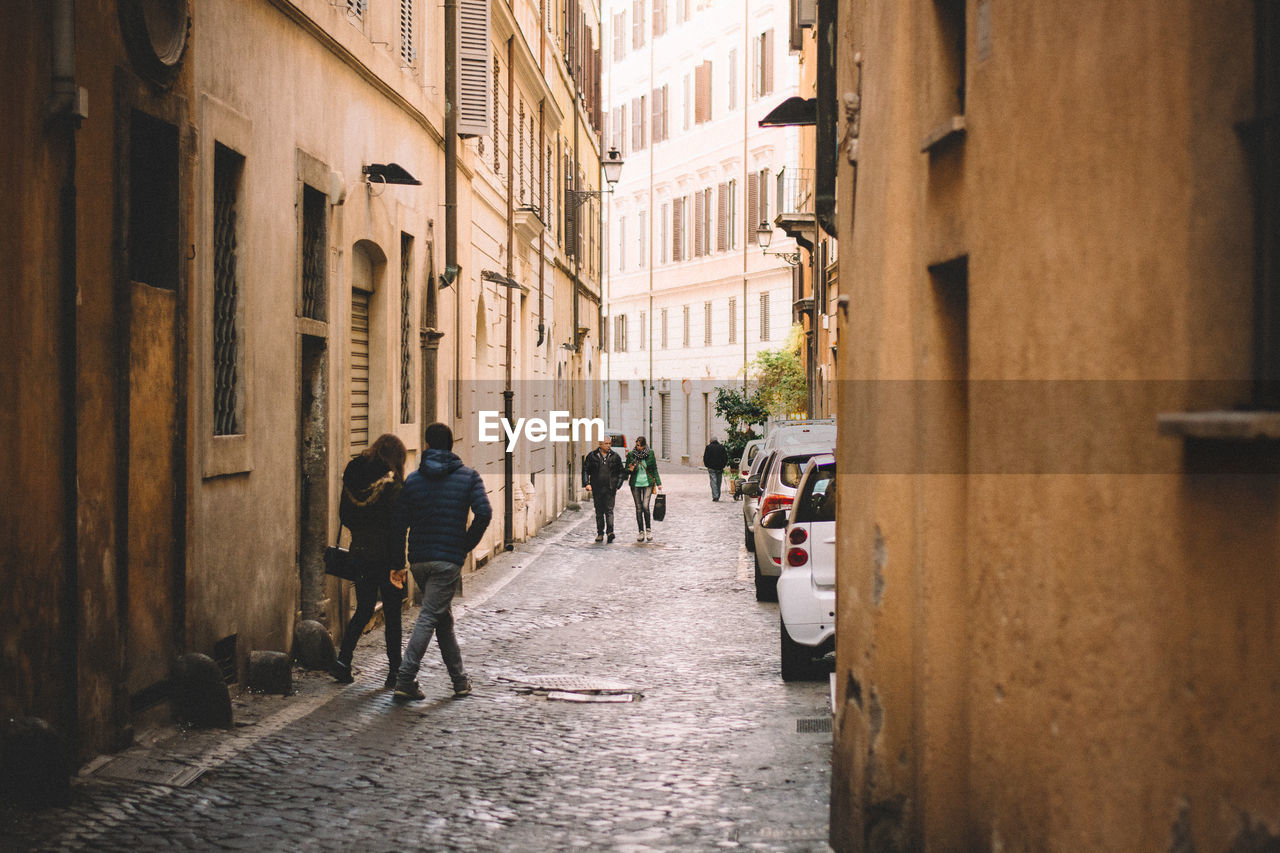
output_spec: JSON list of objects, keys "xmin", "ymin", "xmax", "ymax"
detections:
[
  {"xmin": 445, "ymin": 0, "xmax": 462, "ymax": 421},
  {"xmin": 538, "ymin": 100, "xmax": 546, "ymax": 347},
  {"xmin": 503, "ymin": 37, "xmax": 515, "ymax": 551},
  {"xmin": 51, "ymin": 0, "xmax": 83, "ymax": 756}
]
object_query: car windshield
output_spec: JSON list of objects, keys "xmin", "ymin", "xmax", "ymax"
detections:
[{"xmin": 794, "ymin": 467, "xmax": 836, "ymax": 523}]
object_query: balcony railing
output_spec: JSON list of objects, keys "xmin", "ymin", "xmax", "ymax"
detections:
[{"xmin": 775, "ymin": 167, "xmax": 816, "ymax": 216}]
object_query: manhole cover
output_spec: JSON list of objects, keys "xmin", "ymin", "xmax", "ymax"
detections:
[
  {"xmin": 90, "ymin": 756, "xmax": 204, "ymax": 787},
  {"xmin": 503, "ymin": 674, "xmax": 637, "ymax": 693}
]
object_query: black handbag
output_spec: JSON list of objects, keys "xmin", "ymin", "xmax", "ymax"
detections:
[
  {"xmin": 653, "ymin": 493, "xmax": 667, "ymax": 522},
  {"xmin": 324, "ymin": 526, "xmax": 358, "ymax": 581}
]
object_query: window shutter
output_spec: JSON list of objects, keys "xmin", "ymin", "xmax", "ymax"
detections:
[
  {"xmin": 457, "ymin": 0, "xmax": 491, "ymax": 137},
  {"xmin": 728, "ymin": 296, "xmax": 737, "ymax": 344},
  {"xmin": 652, "ymin": 89, "xmax": 662, "ymax": 143},
  {"xmin": 746, "ymin": 171, "xmax": 759, "ymax": 243},
  {"xmin": 762, "ymin": 28, "xmax": 774, "ymax": 95},
  {"xmin": 728, "ymin": 48, "xmax": 738, "ymax": 111},
  {"xmin": 693, "ymin": 190, "xmax": 705, "ymax": 258},
  {"xmin": 704, "ymin": 301, "xmax": 712, "ymax": 346},
  {"xmin": 716, "ymin": 182, "xmax": 728, "ymax": 252},
  {"xmin": 565, "ymin": 165, "xmax": 578, "ymax": 258},
  {"xmin": 695, "ymin": 60, "xmax": 712, "ymax": 123},
  {"xmin": 672, "ymin": 197, "xmax": 684, "ymax": 262}
]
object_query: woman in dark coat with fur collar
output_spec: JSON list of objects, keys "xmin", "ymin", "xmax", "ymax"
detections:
[{"xmin": 332, "ymin": 434, "xmax": 409, "ymax": 687}]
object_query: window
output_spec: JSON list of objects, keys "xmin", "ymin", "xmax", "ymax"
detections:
[
  {"xmin": 683, "ymin": 73, "xmax": 692, "ymax": 130},
  {"xmin": 653, "ymin": 0, "xmax": 667, "ymax": 37},
  {"xmin": 695, "ymin": 60, "xmax": 713, "ymax": 123},
  {"xmin": 632, "ymin": 0, "xmax": 646, "ymax": 49},
  {"xmin": 639, "ymin": 311, "xmax": 647, "ymax": 350},
  {"xmin": 727, "ymin": 179, "xmax": 737, "ymax": 250},
  {"xmin": 934, "ymin": 0, "xmax": 967, "ymax": 116},
  {"xmin": 614, "ymin": 314, "xmax": 628, "ymax": 352},
  {"xmin": 700, "ymin": 187, "xmax": 713, "ymax": 255},
  {"xmin": 716, "ymin": 182, "xmax": 729, "ymax": 252},
  {"xmin": 618, "ymin": 216, "xmax": 627, "ymax": 270},
  {"xmin": 400, "ymin": 233, "xmax": 413, "ymax": 424},
  {"xmin": 728, "ymin": 296, "xmax": 737, "ymax": 344},
  {"xmin": 631, "ymin": 95, "xmax": 647, "ymax": 151},
  {"xmin": 457, "ymin": 0, "xmax": 492, "ymax": 137},
  {"xmin": 693, "ymin": 190, "xmax": 705, "ymax": 258},
  {"xmin": 347, "ymin": 0, "xmax": 365, "ymax": 20},
  {"xmin": 638, "ymin": 209, "xmax": 648, "ymax": 268},
  {"xmin": 212, "ymin": 143, "xmax": 245, "ymax": 436},
  {"xmin": 1249, "ymin": 0, "xmax": 1280, "ymax": 398},
  {"xmin": 660, "ymin": 202, "xmax": 670, "ymax": 263},
  {"xmin": 672, "ymin": 196, "xmax": 685, "ymax": 262},
  {"xmin": 683, "ymin": 304, "xmax": 691, "ymax": 347},
  {"xmin": 301, "ymin": 184, "xmax": 327, "ymax": 321},
  {"xmin": 747, "ymin": 171, "xmax": 760, "ymax": 242},
  {"xmin": 652, "ymin": 85, "xmax": 669, "ymax": 143},
  {"xmin": 613, "ymin": 10, "xmax": 627, "ymax": 60},
  {"xmin": 704, "ymin": 300, "xmax": 713, "ymax": 346},
  {"xmin": 760, "ymin": 291, "xmax": 771, "ymax": 341},
  {"xmin": 661, "ymin": 307, "xmax": 669, "ymax": 348}
]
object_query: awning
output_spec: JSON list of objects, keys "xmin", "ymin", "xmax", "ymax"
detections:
[
  {"xmin": 481, "ymin": 269, "xmax": 529, "ymax": 294},
  {"xmin": 758, "ymin": 96, "xmax": 816, "ymax": 128}
]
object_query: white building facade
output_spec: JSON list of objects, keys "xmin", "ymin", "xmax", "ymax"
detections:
[{"xmin": 601, "ymin": 0, "xmax": 803, "ymax": 464}]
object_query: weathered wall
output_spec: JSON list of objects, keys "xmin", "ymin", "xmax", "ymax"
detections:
[{"xmin": 833, "ymin": 1, "xmax": 1278, "ymax": 851}]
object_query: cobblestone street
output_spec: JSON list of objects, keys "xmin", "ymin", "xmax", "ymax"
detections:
[{"xmin": 2, "ymin": 466, "xmax": 833, "ymax": 852}]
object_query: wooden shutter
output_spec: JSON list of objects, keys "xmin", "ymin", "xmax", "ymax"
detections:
[
  {"xmin": 565, "ymin": 163, "xmax": 578, "ymax": 258},
  {"xmin": 762, "ymin": 28, "xmax": 774, "ymax": 95},
  {"xmin": 695, "ymin": 61, "xmax": 710, "ymax": 124},
  {"xmin": 746, "ymin": 171, "xmax": 759, "ymax": 243},
  {"xmin": 759, "ymin": 168, "xmax": 770, "ymax": 224},
  {"xmin": 693, "ymin": 190, "xmax": 705, "ymax": 258},
  {"xmin": 350, "ymin": 289, "xmax": 371, "ymax": 455},
  {"xmin": 457, "ymin": 0, "xmax": 491, "ymax": 137},
  {"xmin": 716, "ymin": 182, "xmax": 728, "ymax": 252},
  {"xmin": 672, "ymin": 197, "xmax": 684, "ymax": 262},
  {"xmin": 652, "ymin": 89, "xmax": 662, "ymax": 144}
]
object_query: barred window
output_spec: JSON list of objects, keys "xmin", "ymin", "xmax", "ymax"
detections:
[
  {"xmin": 213, "ymin": 143, "xmax": 245, "ymax": 436},
  {"xmin": 399, "ymin": 0, "xmax": 416, "ymax": 65},
  {"xmin": 400, "ymin": 233, "xmax": 414, "ymax": 424},
  {"xmin": 301, "ymin": 184, "xmax": 327, "ymax": 321}
]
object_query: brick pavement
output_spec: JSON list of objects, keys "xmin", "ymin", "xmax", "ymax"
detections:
[{"xmin": 1, "ymin": 465, "xmax": 833, "ymax": 852}]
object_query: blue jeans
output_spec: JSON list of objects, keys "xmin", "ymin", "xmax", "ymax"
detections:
[
  {"xmin": 631, "ymin": 485, "xmax": 653, "ymax": 531},
  {"xmin": 708, "ymin": 469, "xmax": 723, "ymax": 500},
  {"xmin": 396, "ymin": 560, "xmax": 466, "ymax": 688}
]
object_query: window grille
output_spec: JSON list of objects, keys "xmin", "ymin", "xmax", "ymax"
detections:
[
  {"xmin": 704, "ymin": 300, "xmax": 712, "ymax": 346},
  {"xmin": 492, "ymin": 56, "xmax": 501, "ymax": 173},
  {"xmin": 347, "ymin": 0, "xmax": 366, "ymax": 19},
  {"xmin": 400, "ymin": 0, "xmax": 416, "ymax": 64},
  {"xmin": 301, "ymin": 185, "xmax": 327, "ymax": 320},
  {"xmin": 213, "ymin": 143, "xmax": 244, "ymax": 436},
  {"xmin": 400, "ymin": 233, "xmax": 413, "ymax": 424}
]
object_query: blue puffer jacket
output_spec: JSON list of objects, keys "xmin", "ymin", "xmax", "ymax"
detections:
[{"xmin": 395, "ymin": 449, "xmax": 492, "ymax": 566}]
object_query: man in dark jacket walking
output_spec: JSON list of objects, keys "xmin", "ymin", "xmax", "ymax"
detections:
[
  {"xmin": 582, "ymin": 435, "xmax": 624, "ymax": 542},
  {"xmin": 392, "ymin": 422, "xmax": 492, "ymax": 701},
  {"xmin": 703, "ymin": 438, "xmax": 729, "ymax": 501}
]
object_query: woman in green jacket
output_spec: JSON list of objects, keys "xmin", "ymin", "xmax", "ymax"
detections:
[{"xmin": 625, "ymin": 436, "xmax": 662, "ymax": 542}]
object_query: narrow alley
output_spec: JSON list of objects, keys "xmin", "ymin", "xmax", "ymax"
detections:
[{"xmin": 2, "ymin": 467, "xmax": 833, "ymax": 852}]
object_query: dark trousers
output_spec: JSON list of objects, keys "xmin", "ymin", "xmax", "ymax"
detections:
[
  {"xmin": 337, "ymin": 558, "xmax": 406, "ymax": 669},
  {"xmin": 592, "ymin": 487, "xmax": 616, "ymax": 535}
]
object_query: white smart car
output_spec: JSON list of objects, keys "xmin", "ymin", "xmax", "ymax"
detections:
[{"xmin": 774, "ymin": 454, "xmax": 836, "ymax": 681}]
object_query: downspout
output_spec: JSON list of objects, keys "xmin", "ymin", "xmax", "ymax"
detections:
[
  {"xmin": 445, "ymin": 0, "xmax": 462, "ymax": 421},
  {"xmin": 503, "ymin": 37, "xmax": 515, "ymax": 551},
  {"xmin": 538, "ymin": 100, "xmax": 546, "ymax": 347},
  {"xmin": 571, "ymin": 104, "xmax": 581, "ymax": 496},
  {"xmin": 51, "ymin": 0, "xmax": 82, "ymax": 754}
]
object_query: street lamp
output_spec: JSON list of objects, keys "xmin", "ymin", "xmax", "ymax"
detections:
[
  {"xmin": 567, "ymin": 148, "xmax": 625, "ymax": 208},
  {"xmin": 757, "ymin": 220, "xmax": 801, "ymax": 266}
]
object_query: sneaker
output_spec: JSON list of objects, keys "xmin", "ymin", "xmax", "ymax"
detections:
[
  {"xmin": 452, "ymin": 677, "xmax": 473, "ymax": 698},
  {"xmin": 637, "ymin": 532, "xmax": 645, "ymax": 542},
  {"xmin": 645, "ymin": 530, "xmax": 653, "ymax": 542},
  {"xmin": 607, "ymin": 533, "xmax": 615, "ymax": 543},
  {"xmin": 595, "ymin": 534, "xmax": 604, "ymax": 543},
  {"xmin": 329, "ymin": 661, "xmax": 354, "ymax": 684},
  {"xmin": 393, "ymin": 681, "xmax": 425, "ymax": 701}
]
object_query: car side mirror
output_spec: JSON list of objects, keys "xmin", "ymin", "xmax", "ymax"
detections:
[
  {"xmin": 740, "ymin": 482, "xmax": 762, "ymax": 498},
  {"xmin": 760, "ymin": 509, "xmax": 789, "ymax": 529}
]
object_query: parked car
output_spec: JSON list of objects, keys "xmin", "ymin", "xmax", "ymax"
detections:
[
  {"xmin": 740, "ymin": 447, "xmax": 773, "ymax": 552},
  {"xmin": 775, "ymin": 454, "xmax": 836, "ymax": 681},
  {"xmin": 745, "ymin": 434, "xmax": 835, "ymax": 601},
  {"xmin": 761, "ymin": 419, "xmax": 836, "ymax": 454},
  {"xmin": 737, "ymin": 438, "xmax": 763, "ymax": 483},
  {"xmin": 602, "ymin": 428, "xmax": 628, "ymax": 462}
]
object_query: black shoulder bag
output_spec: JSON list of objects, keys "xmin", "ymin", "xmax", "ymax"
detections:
[{"xmin": 324, "ymin": 525, "xmax": 359, "ymax": 581}]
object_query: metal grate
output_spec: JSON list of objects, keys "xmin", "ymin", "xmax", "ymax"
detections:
[
  {"xmin": 796, "ymin": 717, "xmax": 832, "ymax": 733},
  {"xmin": 301, "ymin": 185, "xmax": 327, "ymax": 321},
  {"xmin": 212, "ymin": 144, "xmax": 243, "ymax": 436},
  {"xmin": 400, "ymin": 233, "xmax": 413, "ymax": 424},
  {"xmin": 92, "ymin": 756, "xmax": 204, "ymax": 788}
]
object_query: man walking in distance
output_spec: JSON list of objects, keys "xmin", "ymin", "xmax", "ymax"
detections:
[
  {"xmin": 583, "ymin": 435, "xmax": 624, "ymax": 543},
  {"xmin": 393, "ymin": 422, "xmax": 492, "ymax": 701},
  {"xmin": 702, "ymin": 437, "xmax": 729, "ymax": 502}
]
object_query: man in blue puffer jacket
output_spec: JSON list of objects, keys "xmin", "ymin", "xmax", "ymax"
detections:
[{"xmin": 392, "ymin": 422, "xmax": 492, "ymax": 701}]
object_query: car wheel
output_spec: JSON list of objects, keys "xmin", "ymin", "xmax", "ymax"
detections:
[
  {"xmin": 744, "ymin": 523, "xmax": 755, "ymax": 552},
  {"xmin": 754, "ymin": 559, "xmax": 778, "ymax": 602},
  {"xmin": 780, "ymin": 615, "xmax": 821, "ymax": 682}
]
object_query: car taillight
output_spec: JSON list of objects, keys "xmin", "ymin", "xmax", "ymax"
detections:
[
  {"xmin": 786, "ymin": 547, "xmax": 808, "ymax": 567},
  {"xmin": 788, "ymin": 527, "xmax": 808, "ymax": 545},
  {"xmin": 759, "ymin": 494, "xmax": 793, "ymax": 516}
]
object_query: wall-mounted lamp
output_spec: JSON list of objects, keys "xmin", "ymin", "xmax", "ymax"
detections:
[
  {"xmin": 566, "ymin": 148, "xmax": 625, "ymax": 209},
  {"xmin": 362, "ymin": 163, "xmax": 421, "ymax": 185},
  {"xmin": 757, "ymin": 221, "xmax": 801, "ymax": 266},
  {"xmin": 438, "ymin": 263, "xmax": 460, "ymax": 289}
]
